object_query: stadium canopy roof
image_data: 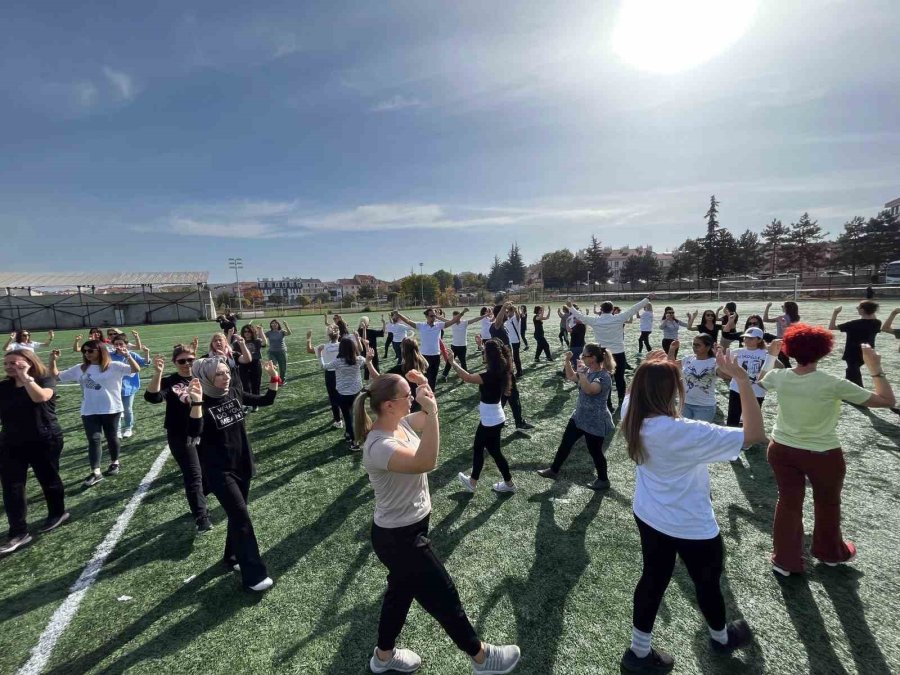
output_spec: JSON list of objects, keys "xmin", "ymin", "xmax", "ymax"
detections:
[{"xmin": 0, "ymin": 272, "xmax": 209, "ymax": 288}]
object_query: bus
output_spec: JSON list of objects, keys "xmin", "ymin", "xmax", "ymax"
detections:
[{"xmin": 887, "ymin": 260, "xmax": 900, "ymax": 284}]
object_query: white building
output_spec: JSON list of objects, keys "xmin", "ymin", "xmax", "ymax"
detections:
[{"xmin": 257, "ymin": 277, "xmax": 325, "ymax": 301}]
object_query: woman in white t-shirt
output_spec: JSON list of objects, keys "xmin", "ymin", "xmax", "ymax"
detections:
[
  {"xmin": 5, "ymin": 329, "xmax": 54, "ymax": 353},
  {"xmin": 636, "ymin": 303, "xmax": 654, "ymax": 354},
  {"xmin": 320, "ymin": 336, "xmax": 376, "ymax": 450},
  {"xmin": 49, "ymin": 340, "xmax": 140, "ymax": 487},
  {"xmin": 667, "ymin": 334, "xmax": 722, "ymax": 422},
  {"xmin": 724, "ymin": 328, "xmax": 778, "ymax": 427},
  {"xmin": 307, "ymin": 327, "xmax": 343, "ymax": 428},
  {"xmin": 618, "ymin": 350, "xmax": 766, "ymax": 673},
  {"xmin": 441, "ymin": 310, "xmax": 474, "ymax": 381},
  {"xmin": 353, "ymin": 374, "xmax": 520, "ymax": 675}
]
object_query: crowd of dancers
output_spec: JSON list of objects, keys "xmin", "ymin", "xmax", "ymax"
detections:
[{"xmin": 0, "ymin": 298, "xmax": 897, "ymax": 673}]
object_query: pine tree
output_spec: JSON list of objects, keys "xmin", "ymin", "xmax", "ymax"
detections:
[
  {"xmin": 834, "ymin": 216, "xmax": 867, "ymax": 276},
  {"xmin": 487, "ymin": 255, "xmax": 505, "ymax": 290},
  {"xmin": 584, "ymin": 235, "xmax": 610, "ymax": 282},
  {"xmin": 863, "ymin": 210, "xmax": 900, "ymax": 269},
  {"xmin": 703, "ymin": 195, "xmax": 721, "ymax": 278},
  {"xmin": 734, "ymin": 229, "xmax": 764, "ymax": 275},
  {"xmin": 785, "ymin": 213, "xmax": 825, "ymax": 279},
  {"xmin": 505, "ymin": 243, "xmax": 526, "ymax": 285},
  {"xmin": 761, "ymin": 219, "xmax": 790, "ymax": 276}
]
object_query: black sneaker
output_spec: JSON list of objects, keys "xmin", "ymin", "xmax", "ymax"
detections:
[
  {"xmin": 40, "ymin": 512, "xmax": 70, "ymax": 533},
  {"xmin": 516, "ymin": 420, "xmax": 535, "ymax": 430},
  {"xmin": 620, "ymin": 647, "xmax": 675, "ymax": 673},
  {"xmin": 536, "ymin": 468, "xmax": 558, "ymax": 479},
  {"xmin": 709, "ymin": 620, "xmax": 753, "ymax": 654},
  {"xmin": 0, "ymin": 533, "xmax": 33, "ymax": 557},
  {"xmin": 196, "ymin": 516, "xmax": 214, "ymax": 534},
  {"xmin": 83, "ymin": 473, "xmax": 104, "ymax": 488},
  {"xmin": 588, "ymin": 478, "xmax": 611, "ymax": 491},
  {"xmin": 105, "ymin": 463, "xmax": 120, "ymax": 476}
]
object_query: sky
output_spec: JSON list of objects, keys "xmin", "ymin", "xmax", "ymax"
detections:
[{"xmin": 1, "ymin": 0, "xmax": 898, "ymax": 284}]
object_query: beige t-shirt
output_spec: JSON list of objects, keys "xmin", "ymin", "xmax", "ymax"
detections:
[{"xmin": 363, "ymin": 418, "xmax": 431, "ymax": 528}]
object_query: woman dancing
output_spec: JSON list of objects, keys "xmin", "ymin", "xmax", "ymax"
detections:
[
  {"xmin": 667, "ymin": 335, "xmax": 721, "ymax": 422},
  {"xmin": 532, "ymin": 306, "xmax": 554, "ymax": 363},
  {"xmin": 320, "ymin": 336, "xmax": 377, "ymax": 449},
  {"xmin": 763, "ymin": 301, "xmax": 799, "ymax": 367},
  {"xmin": 658, "ymin": 307, "xmax": 687, "ymax": 355},
  {"xmin": 5, "ymin": 329, "xmax": 54, "ymax": 353},
  {"xmin": 308, "ymin": 327, "xmax": 343, "ymax": 428},
  {"xmin": 518, "ymin": 305, "xmax": 529, "ymax": 351},
  {"xmin": 441, "ymin": 311, "xmax": 475, "ymax": 381},
  {"xmin": 265, "ymin": 319, "xmax": 292, "ymax": 383},
  {"xmin": 636, "ymin": 303, "xmax": 653, "ymax": 354}
]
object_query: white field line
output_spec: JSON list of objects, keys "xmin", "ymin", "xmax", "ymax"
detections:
[{"xmin": 18, "ymin": 445, "xmax": 171, "ymax": 675}]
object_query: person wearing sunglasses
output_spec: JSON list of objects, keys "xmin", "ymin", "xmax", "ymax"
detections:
[
  {"xmin": 49, "ymin": 340, "xmax": 140, "ymax": 487},
  {"xmin": 4, "ymin": 329, "xmax": 54, "ymax": 353},
  {"xmin": 144, "ymin": 344, "xmax": 211, "ymax": 533}
]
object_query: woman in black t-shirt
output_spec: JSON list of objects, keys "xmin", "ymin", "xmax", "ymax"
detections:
[
  {"xmin": 532, "ymin": 305, "xmax": 553, "ymax": 362},
  {"xmin": 233, "ymin": 324, "xmax": 266, "ymax": 403},
  {"xmin": 0, "ymin": 350, "xmax": 68, "ymax": 556},
  {"xmin": 145, "ymin": 344, "xmax": 211, "ymax": 533},
  {"xmin": 829, "ymin": 301, "xmax": 882, "ymax": 386}
]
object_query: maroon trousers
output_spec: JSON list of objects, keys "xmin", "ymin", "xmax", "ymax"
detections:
[{"xmin": 767, "ymin": 441, "xmax": 853, "ymax": 572}]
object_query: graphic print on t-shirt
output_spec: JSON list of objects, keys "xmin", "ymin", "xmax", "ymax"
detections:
[
  {"xmin": 81, "ymin": 373, "xmax": 103, "ymax": 390},
  {"xmin": 208, "ymin": 398, "xmax": 245, "ymax": 430},
  {"xmin": 683, "ymin": 359, "xmax": 716, "ymax": 398}
]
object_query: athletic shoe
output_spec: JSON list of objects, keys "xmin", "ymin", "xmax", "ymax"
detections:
[
  {"xmin": 40, "ymin": 512, "xmax": 70, "ymax": 533},
  {"xmin": 771, "ymin": 563, "xmax": 792, "ymax": 577},
  {"xmin": 492, "ymin": 481, "xmax": 517, "ymax": 494},
  {"xmin": 536, "ymin": 468, "xmax": 558, "ymax": 479},
  {"xmin": 709, "ymin": 619, "xmax": 753, "ymax": 654},
  {"xmin": 122, "ymin": 428, "xmax": 134, "ymax": 438},
  {"xmin": 349, "ymin": 441, "xmax": 361, "ymax": 452},
  {"xmin": 251, "ymin": 407, "xmax": 258, "ymax": 413},
  {"xmin": 232, "ymin": 563, "xmax": 241, "ymax": 572},
  {"xmin": 105, "ymin": 463, "xmax": 120, "ymax": 476},
  {"xmin": 0, "ymin": 533, "xmax": 33, "ymax": 557},
  {"xmin": 515, "ymin": 420, "xmax": 534, "ymax": 430},
  {"xmin": 620, "ymin": 647, "xmax": 675, "ymax": 673},
  {"xmin": 116, "ymin": 430, "xmax": 123, "ymax": 440},
  {"xmin": 457, "ymin": 472, "xmax": 476, "ymax": 492},
  {"xmin": 370, "ymin": 647, "xmax": 422, "ymax": 673},
  {"xmin": 587, "ymin": 478, "xmax": 611, "ymax": 491},
  {"xmin": 83, "ymin": 473, "xmax": 104, "ymax": 488},
  {"xmin": 332, "ymin": 420, "xmax": 344, "ymax": 429},
  {"xmin": 472, "ymin": 643, "xmax": 520, "ymax": 674},
  {"xmin": 196, "ymin": 516, "xmax": 214, "ymax": 534},
  {"xmin": 823, "ymin": 541, "xmax": 857, "ymax": 567},
  {"xmin": 248, "ymin": 577, "xmax": 274, "ymax": 592}
]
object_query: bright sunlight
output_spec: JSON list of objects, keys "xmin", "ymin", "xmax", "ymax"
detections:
[{"xmin": 612, "ymin": 0, "xmax": 758, "ymax": 74}]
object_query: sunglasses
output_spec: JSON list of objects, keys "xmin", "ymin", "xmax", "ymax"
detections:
[
  {"xmin": 175, "ymin": 358, "xmax": 195, "ymax": 365},
  {"xmin": 82, "ymin": 348, "xmax": 98, "ymax": 354}
]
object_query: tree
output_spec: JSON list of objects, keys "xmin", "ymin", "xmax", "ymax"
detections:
[
  {"xmin": 732, "ymin": 230, "xmax": 764, "ymax": 276},
  {"xmin": 267, "ymin": 293, "xmax": 283, "ymax": 304},
  {"xmin": 458, "ymin": 271, "xmax": 486, "ymax": 290},
  {"xmin": 539, "ymin": 249, "xmax": 576, "ymax": 287},
  {"xmin": 399, "ymin": 274, "xmax": 439, "ymax": 305},
  {"xmin": 668, "ymin": 238, "xmax": 705, "ymax": 285},
  {"xmin": 358, "ymin": 284, "xmax": 376, "ymax": 300},
  {"xmin": 243, "ymin": 288, "xmax": 264, "ymax": 305},
  {"xmin": 215, "ymin": 291, "xmax": 235, "ymax": 308},
  {"xmin": 584, "ymin": 235, "xmax": 610, "ymax": 282},
  {"xmin": 297, "ymin": 296, "xmax": 310, "ymax": 307},
  {"xmin": 568, "ymin": 254, "xmax": 588, "ymax": 287},
  {"xmin": 703, "ymin": 195, "xmax": 721, "ymax": 277},
  {"xmin": 314, "ymin": 292, "xmax": 331, "ymax": 305},
  {"xmin": 863, "ymin": 209, "xmax": 900, "ymax": 269},
  {"xmin": 452, "ymin": 274, "xmax": 463, "ymax": 292},
  {"xmin": 487, "ymin": 255, "xmax": 505, "ymax": 290},
  {"xmin": 620, "ymin": 251, "xmax": 661, "ymax": 288},
  {"xmin": 785, "ymin": 212, "xmax": 825, "ymax": 278},
  {"xmin": 834, "ymin": 216, "xmax": 867, "ymax": 276},
  {"xmin": 341, "ymin": 293, "xmax": 358, "ymax": 308},
  {"xmin": 504, "ymin": 243, "xmax": 526, "ymax": 285},
  {"xmin": 432, "ymin": 269, "xmax": 454, "ymax": 291},
  {"xmin": 761, "ymin": 219, "xmax": 790, "ymax": 276}
]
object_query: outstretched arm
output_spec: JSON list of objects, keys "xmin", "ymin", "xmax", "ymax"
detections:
[
  {"xmin": 881, "ymin": 308, "xmax": 899, "ymax": 334},
  {"xmin": 395, "ymin": 311, "xmax": 417, "ymax": 329},
  {"xmin": 444, "ymin": 308, "xmax": 467, "ymax": 328},
  {"xmin": 828, "ymin": 306, "xmax": 841, "ymax": 331},
  {"xmin": 763, "ymin": 302, "xmax": 774, "ymax": 322}
]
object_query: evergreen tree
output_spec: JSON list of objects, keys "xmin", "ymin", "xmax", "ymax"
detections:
[
  {"xmin": 761, "ymin": 219, "xmax": 790, "ymax": 276},
  {"xmin": 863, "ymin": 209, "xmax": 900, "ymax": 269},
  {"xmin": 785, "ymin": 213, "xmax": 825, "ymax": 278},
  {"xmin": 487, "ymin": 255, "xmax": 505, "ymax": 290},
  {"xmin": 620, "ymin": 250, "xmax": 662, "ymax": 288},
  {"xmin": 834, "ymin": 216, "xmax": 867, "ymax": 276},
  {"xmin": 504, "ymin": 243, "xmax": 526, "ymax": 285},
  {"xmin": 584, "ymin": 235, "xmax": 610, "ymax": 282},
  {"xmin": 668, "ymin": 238, "xmax": 705, "ymax": 285},
  {"xmin": 734, "ymin": 229, "xmax": 764, "ymax": 275},
  {"xmin": 703, "ymin": 195, "xmax": 721, "ymax": 278}
]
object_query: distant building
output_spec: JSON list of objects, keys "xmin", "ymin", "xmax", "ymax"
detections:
[
  {"xmin": 605, "ymin": 246, "xmax": 673, "ymax": 281},
  {"xmin": 886, "ymin": 197, "xmax": 900, "ymax": 218},
  {"xmin": 257, "ymin": 277, "xmax": 324, "ymax": 301}
]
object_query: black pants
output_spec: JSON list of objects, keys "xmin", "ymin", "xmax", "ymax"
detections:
[
  {"xmin": 570, "ymin": 342, "xmax": 584, "ymax": 370},
  {"xmin": 661, "ymin": 338, "xmax": 675, "ymax": 355},
  {"xmin": 533, "ymin": 333, "xmax": 553, "ymax": 361},
  {"xmin": 470, "ymin": 422, "xmax": 511, "ymax": 482},
  {"xmin": 364, "ymin": 351, "xmax": 379, "ymax": 381},
  {"xmin": 167, "ymin": 431, "xmax": 207, "ymax": 522},
  {"xmin": 638, "ymin": 331, "xmax": 652, "ymax": 352},
  {"xmin": 607, "ymin": 352, "xmax": 628, "ymax": 410},
  {"xmin": 424, "ymin": 354, "xmax": 441, "ymax": 390},
  {"xmin": 339, "ymin": 393, "xmax": 357, "ymax": 441},
  {"xmin": 371, "ymin": 515, "xmax": 481, "ymax": 656},
  {"xmin": 844, "ymin": 360, "xmax": 863, "ymax": 387},
  {"xmin": 325, "ymin": 371, "xmax": 341, "ymax": 422},
  {"xmin": 0, "ymin": 436, "xmax": 65, "ymax": 538},
  {"xmin": 383, "ymin": 334, "xmax": 393, "ymax": 359},
  {"xmin": 777, "ymin": 350, "xmax": 791, "ymax": 368},
  {"xmin": 392, "ymin": 341, "xmax": 402, "ymax": 361},
  {"xmin": 442, "ymin": 345, "xmax": 468, "ymax": 378},
  {"xmin": 82, "ymin": 413, "xmax": 121, "ymax": 470},
  {"xmin": 503, "ymin": 386, "xmax": 525, "ymax": 426},
  {"xmin": 206, "ymin": 468, "xmax": 267, "ymax": 588},
  {"xmin": 239, "ymin": 360, "xmax": 262, "ymax": 396},
  {"xmin": 633, "ymin": 514, "xmax": 726, "ymax": 633},
  {"xmin": 550, "ymin": 418, "xmax": 607, "ymax": 481},
  {"xmin": 510, "ymin": 342, "xmax": 523, "ymax": 377},
  {"xmin": 520, "ymin": 328, "xmax": 529, "ymax": 350},
  {"xmin": 558, "ymin": 326, "xmax": 569, "ymax": 345},
  {"xmin": 726, "ymin": 390, "xmax": 765, "ymax": 427}
]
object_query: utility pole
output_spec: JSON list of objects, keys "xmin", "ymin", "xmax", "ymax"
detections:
[
  {"xmin": 228, "ymin": 257, "xmax": 243, "ymax": 311},
  {"xmin": 419, "ymin": 262, "xmax": 424, "ymax": 306}
]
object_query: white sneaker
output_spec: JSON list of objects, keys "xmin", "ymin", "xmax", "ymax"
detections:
[
  {"xmin": 123, "ymin": 429, "xmax": 133, "ymax": 438},
  {"xmin": 249, "ymin": 577, "xmax": 274, "ymax": 592},
  {"xmin": 370, "ymin": 647, "xmax": 422, "ymax": 673},
  {"xmin": 457, "ymin": 472, "xmax": 476, "ymax": 492},
  {"xmin": 116, "ymin": 430, "xmax": 123, "ymax": 440},
  {"xmin": 333, "ymin": 420, "xmax": 344, "ymax": 429},
  {"xmin": 492, "ymin": 481, "xmax": 517, "ymax": 494},
  {"xmin": 472, "ymin": 643, "xmax": 521, "ymax": 674}
]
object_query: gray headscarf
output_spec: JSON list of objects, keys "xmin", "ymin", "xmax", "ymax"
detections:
[{"xmin": 192, "ymin": 356, "xmax": 229, "ymax": 398}]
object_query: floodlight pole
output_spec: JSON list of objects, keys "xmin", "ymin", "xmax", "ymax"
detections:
[
  {"xmin": 419, "ymin": 262, "xmax": 424, "ymax": 306},
  {"xmin": 228, "ymin": 257, "xmax": 244, "ymax": 311}
]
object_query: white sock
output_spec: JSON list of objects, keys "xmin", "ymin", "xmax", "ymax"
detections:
[
  {"xmin": 709, "ymin": 625, "xmax": 728, "ymax": 645},
  {"xmin": 631, "ymin": 627, "xmax": 652, "ymax": 658}
]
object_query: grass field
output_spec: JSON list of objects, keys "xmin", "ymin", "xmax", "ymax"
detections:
[{"xmin": 1, "ymin": 300, "xmax": 898, "ymax": 674}]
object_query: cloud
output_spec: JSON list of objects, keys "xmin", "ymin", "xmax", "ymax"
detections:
[
  {"xmin": 170, "ymin": 217, "xmax": 279, "ymax": 239},
  {"xmin": 102, "ymin": 66, "xmax": 137, "ymax": 101},
  {"xmin": 370, "ymin": 95, "xmax": 424, "ymax": 112}
]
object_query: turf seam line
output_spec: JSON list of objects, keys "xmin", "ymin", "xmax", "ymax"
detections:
[{"xmin": 17, "ymin": 444, "xmax": 171, "ymax": 675}]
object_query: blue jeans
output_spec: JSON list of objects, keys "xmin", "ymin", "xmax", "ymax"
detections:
[
  {"xmin": 119, "ymin": 394, "xmax": 135, "ymax": 431},
  {"xmin": 683, "ymin": 403, "xmax": 716, "ymax": 422}
]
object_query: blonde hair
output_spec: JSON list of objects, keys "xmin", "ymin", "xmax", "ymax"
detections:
[
  {"xmin": 4, "ymin": 349, "xmax": 48, "ymax": 379},
  {"xmin": 352, "ymin": 374, "xmax": 406, "ymax": 444}
]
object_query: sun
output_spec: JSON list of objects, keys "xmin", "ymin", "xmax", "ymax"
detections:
[{"xmin": 612, "ymin": 0, "xmax": 758, "ymax": 74}]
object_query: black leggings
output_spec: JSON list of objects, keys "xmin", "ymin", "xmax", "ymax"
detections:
[
  {"xmin": 325, "ymin": 371, "xmax": 341, "ymax": 422},
  {"xmin": 383, "ymin": 334, "xmax": 393, "ymax": 359},
  {"xmin": 238, "ymin": 360, "xmax": 262, "ymax": 396},
  {"xmin": 470, "ymin": 422, "xmax": 511, "ymax": 482},
  {"xmin": 661, "ymin": 338, "xmax": 675, "ymax": 355},
  {"xmin": 206, "ymin": 468, "xmax": 267, "ymax": 588},
  {"xmin": 338, "ymin": 393, "xmax": 357, "ymax": 440},
  {"xmin": 550, "ymin": 419, "xmax": 607, "ymax": 480},
  {"xmin": 0, "ymin": 436, "xmax": 65, "ymax": 538},
  {"xmin": 443, "ymin": 345, "xmax": 468, "ymax": 378},
  {"xmin": 502, "ymin": 387, "xmax": 525, "ymax": 427},
  {"xmin": 371, "ymin": 515, "xmax": 481, "ymax": 656},
  {"xmin": 392, "ymin": 341, "xmax": 402, "ymax": 361},
  {"xmin": 638, "ymin": 331, "xmax": 652, "ymax": 352},
  {"xmin": 167, "ymin": 431, "xmax": 208, "ymax": 522},
  {"xmin": 533, "ymin": 333, "xmax": 553, "ymax": 361},
  {"xmin": 726, "ymin": 390, "xmax": 765, "ymax": 427},
  {"xmin": 510, "ymin": 342, "xmax": 523, "ymax": 376},
  {"xmin": 558, "ymin": 326, "xmax": 569, "ymax": 345},
  {"xmin": 82, "ymin": 413, "xmax": 121, "ymax": 470},
  {"xmin": 844, "ymin": 360, "xmax": 863, "ymax": 387},
  {"xmin": 777, "ymin": 350, "xmax": 791, "ymax": 368},
  {"xmin": 632, "ymin": 514, "xmax": 726, "ymax": 633},
  {"xmin": 607, "ymin": 352, "xmax": 628, "ymax": 410}
]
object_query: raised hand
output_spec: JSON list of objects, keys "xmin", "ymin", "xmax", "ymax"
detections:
[
  {"xmin": 405, "ymin": 369, "xmax": 428, "ymax": 386},
  {"xmin": 716, "ymin": 349, "xmax": 749, "ymax": 381},
  {"xmin": 306, "ymin": 329, "xmax": 313, "ymax": 339},
  {"xmin": 48, "ymin": 330, "xmax": 55, "ymax": 339},
  {"xmin": 153, "ymin": 356, "xmax": 166, "ymax": 373},
  {"xmin": 669, "ymin": 339, "xmax": 680, "ymax": 355},
  {"xmin": 415, "ymin": 384, "xmax": 438, "ymax": 415},
  {"xmin": 263, "ymin": 360, "xmax": 279, "ymax": 378},
  {"xmin": 767, "ymin": 339, "xmax": 783, "ymax": 357},
  {"xmin": 861, "ymin": 344, "xmax": 882, "ymax": 372},
  {"xmin": 131, "ymin": 329, "xmax": 139, "ymax": 337},
  {"xmin": 8, "ymin": 332, "xmax": 16, "ymax": 340},
  {"xmin": 644, "ymin": 349, "xmax": 668, "ymax": 363},
  {"xmin": 50, "ymin": 349, "xmax": 60, "ymax": 360},
  {"xmin": 366, "ymin": 347, "xmax": 375, "ymax": 362},
  {"xmin": 188, "ymin": 378, "xmax": 203, "ymax": 402},
  {"xmin": 12, "ymin": 360, "xmax": 31, "ymax": 382}
]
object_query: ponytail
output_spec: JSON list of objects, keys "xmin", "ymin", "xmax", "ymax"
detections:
[{"xmin": 353, "ymin": 389, "xmax": 373, "ymax": 445}]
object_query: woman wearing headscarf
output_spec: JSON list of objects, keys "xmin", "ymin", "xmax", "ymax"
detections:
[{"xmin": 188, "ymin": 356, "xmax": 280, "ymax": 592}]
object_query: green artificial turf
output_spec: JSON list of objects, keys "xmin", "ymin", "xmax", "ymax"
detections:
[{"xmin": 1, "ymin": 300, "xmax": 898, "ymax": 674}]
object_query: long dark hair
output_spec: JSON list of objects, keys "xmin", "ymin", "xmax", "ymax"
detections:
[
  {"xmin": 336, "ymin": 319, "xmax": 349, "ymax": 338},
  {"xmin": 337, "ymin": 336, "xmax": 359, "ymax": 366},
  {"xmin": 400, "ymin": 337, "xmax": 427, "ymax": 374},
  {"xmin": 692, "ymin": 334, "xmax": 715, "ymax": 359},
  {"xmin": 744, "ymin": 315, "xmax": 764, "ymax": 330},
  {"xmin": 80, "ymin": 339, "xmax": 111, "ymax": 372},
  {"xmin": 483, "ymin": 339, "xmax": 513, "ymax": 397},
  {"xmin": 622, "ymin": 361, "xmax": 683, "ymax": 464},
  {"xmin": 783, "ymin": 301, "xmax": 800, "ymax": 322}
]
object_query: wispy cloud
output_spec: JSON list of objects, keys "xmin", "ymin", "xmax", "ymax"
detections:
[
  {"xmin": 370, "ymin": 95, "xmax": 424, "ymax": 112},
  {"xmin": 102, "ymin": 66, "xmax": 137, "ymax": 101}
]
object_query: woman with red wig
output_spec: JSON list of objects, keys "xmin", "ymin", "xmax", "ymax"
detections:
[{"xmin": 758, "ymin": 323, "xmax": 895, "ymax": 577}]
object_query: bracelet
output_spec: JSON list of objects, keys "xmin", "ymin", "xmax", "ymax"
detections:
[
  {"xmin": 270, "ymin": 376, "xmax": 283, "ymax": 384},
  {"xmin": 871, "ymin": 372, "xmax": 887, "ymax": 379},
  {"xmin": 190, "ymin": 401, "xmax": 203, "ymax": 407}
]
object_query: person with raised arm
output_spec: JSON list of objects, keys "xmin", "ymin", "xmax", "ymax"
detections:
[
  {"xmin": 232, "ymin": 325, "xmax": 266, "ymax": 407},
  {"xmin": 307, "ymin": 327, "xmax": 343, "ymax": 428},
  {"xmin": 517, "ymin": 305, "xmax": 530, "ymax": 352},
  {"xmin": 451, "ymin": 339, "xmax": 518, "ymax": 495},
  {"xmin": 556, "ymin": 306, "xmax": 570, "ymax": 347},
  {"xmin": 144, "ymin": 344, "xmax": 212, "ymax": 533},
  {"xmin": 758, "ymin": 327, "xmax": 895, "ymax": 576},
  {"xmin": 320, "ymin": 336, "xmax": 378, "ymax": 450},
  {"xmin": 503, "ymin": 305, "xmax": 525, "ymax": 378},
  {"xmin": 829, "ymin": 301, "xmax": 881, "ymax": 386},
  {"xmin": 719, "ymin": 302, "xmax": 741, "ymax": 349},
  {"xmin": 108, "ymin": 333, "xmax": 148, "ymax": 438},
  {"xmin": 636, "ymin": 303, "xmax": 654, "ymax": 355},
  {"xmin": 619, "ymin": 349, "xmax": 765, "ymax": 673},
  {"xmin": 531, "ymin": 305, "xmax": 554, "ymax": 363},
  {"xmin": 50, "ymin": 340, "xmax": 140, "ymax": 487},
  {"xmin": 658, "ymin": 307, "xmax": 688, "ymax": 355},
  {"xmin": 0, "ymin": 349, "xmax": 68, "ymax": 557},
  {"xmin": 72, "ymin": 328, "xmax": 107, "ymax": 353},
  {"xmin": 353, "ymin": 374, "xmax": 521, "ymax": 674},
  {"xmin": 441, "ymin": 310, "xmax": 476, "ymax": 382},
  {"xmin": 536, "ymin": 343, "xmax": 615, "ymax": 490},
  {"xmin": 5, "ymin": 329, "xmax": 54, "ymax": 353},
  {"xmin": 763, "ymin": 301, "xmax": 800, "ymax": 367},
  {"xmin": 394, "ymin": 307, "xmax": 466, "ymax": 390},
  {"xmin": 568, "ymin": 294, "xmax": 651, "ymax": 410},
  {"xmin": 188, "ymin": 357, "xmax": 279, "ymax": 592},
  {"xmin": 359, "ymin": 316, "xmax": 387, "ymax": 381},
  {"xmin": 264, "ymin": 319, "xmax": 292, "ymax": 383},
  {"xmin": 667, "ymin": 335, "xmax": 723, "ymax": 422},
  {"xmin": 686, "ymin": 308, "xmax": 733, "ymax": 346}
]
